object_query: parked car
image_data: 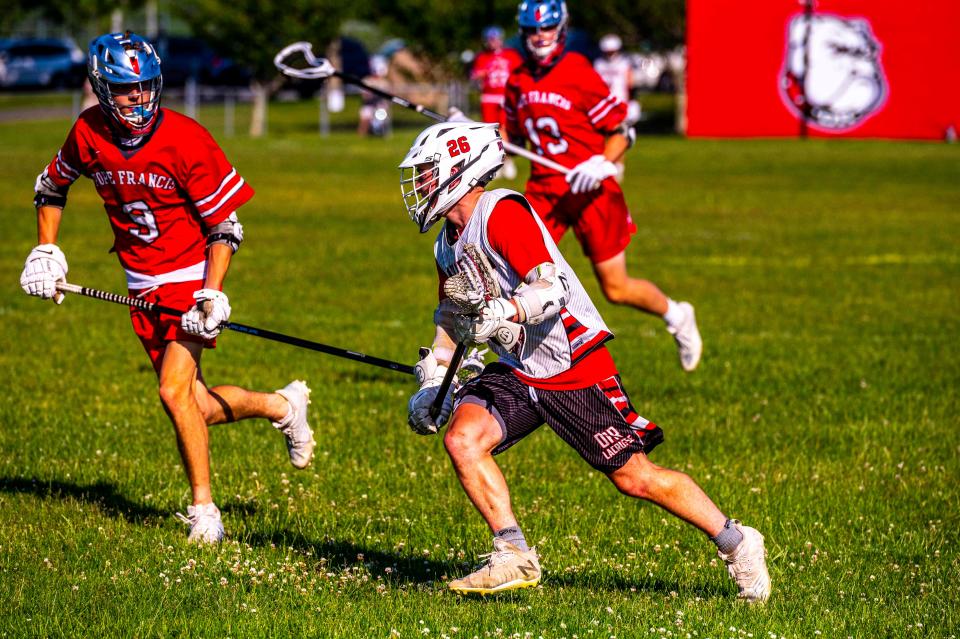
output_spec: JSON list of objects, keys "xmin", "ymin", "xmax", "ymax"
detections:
[
  {"xmin": 154, "ymin": 36, "xmax": 251, "ymax": 86},
  {"xmin": 0, "ymin": 38, "xmax": 86, "ymax": 89}
]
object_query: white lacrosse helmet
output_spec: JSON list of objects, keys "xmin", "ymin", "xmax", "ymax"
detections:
[
  {"xmin": 600, "ymin": 34, "xmax": 622, "ymax": 54},
  {"xmin": 399, "ymin": 122, "xmax": 505, "ymax": 233}
]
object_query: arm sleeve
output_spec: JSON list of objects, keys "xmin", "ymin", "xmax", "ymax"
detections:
[
  {"xmin": 487, "ymin": 198, "xmax": 553, "ymax": 278},
  {"xmin": 182, "ymin": 125, "xmax": 255, "ymax": 228},
  {"xmin": 582, "ymin": 64, "xmax": 628, "ymax": 134}
]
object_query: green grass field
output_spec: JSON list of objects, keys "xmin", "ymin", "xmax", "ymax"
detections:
[{"xmin": 0, "ymin": 100, "xmax": 958, "ymax": 638}]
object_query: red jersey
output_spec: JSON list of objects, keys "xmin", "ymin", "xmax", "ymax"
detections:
[
  {"xmin": 471, "ymin": 48, "xmax": 524, "ymax": 104},
  {"xmin": 38, "ymin": 107, "xmax": 254, "ymax": 287},
  {"xmin": 504, "ymin": 52, "xmax": 627, "ymax": 180}
]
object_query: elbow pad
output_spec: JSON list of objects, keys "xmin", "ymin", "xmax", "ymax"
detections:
[
  {"xmin": 511, "ymin": 262, "xmax": 569, "ymax": 325},
  {"xmin": 206, "ymin": 212, "xmax": 244, "ymax": 253},
  {"xmin": 616, "ymin": 122, "xmax": 637, "ymax": 149},
  {"xmin": 34, "ymin": 170, "xmax": 68, "ymax": 209}
]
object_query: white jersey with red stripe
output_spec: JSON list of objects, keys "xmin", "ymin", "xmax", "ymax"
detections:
[
  {"xmin": 434, "ymin": 189, "xmax": 612, "ymax": 380},
  {"xmin": 36, "ymin": 107, "xmax": 254, "ymax": 288}
]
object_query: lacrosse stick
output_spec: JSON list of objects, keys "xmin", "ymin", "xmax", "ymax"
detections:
[
  {"xmin": 274, "ymin": 41, "xmax": 571, "ymax": 176},
  {"xmin": 55, "ymin": 282, "xmax": 414, "ymax": 375},
  {"xmin": 428, "ymin": 244, "xmax": 521, "ymax": 420}
]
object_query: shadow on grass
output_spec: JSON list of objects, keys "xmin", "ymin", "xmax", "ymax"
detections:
[
  {"xmin": 548, "ymin": 570, "xmax": 729, "ymax": 599},
  {"xmin": 0, "ymin": 476, "xmax": 164, "ymax": 523},
  {"xmin": 244, "ymin": 529, "xmax": 458, "ymax": 585}
]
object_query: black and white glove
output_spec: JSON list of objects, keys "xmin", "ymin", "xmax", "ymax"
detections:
[
  {"xmin": 454, "ymin": 299, "xmax": 521, "ymax": 350},
  {"xmin": 407, "ymin": 347, "xmax": 455, "ymax": 435},
  {"xmin": 565, "ymin": 154, "xmax": 618, "ymax": 194},
  {"xmin": 181, "ymin": 289, "xmax": 231, "ymax": 339},
  {"xmin": 20, "ymin": 243, "xmax": 68, "ymax": 304}
]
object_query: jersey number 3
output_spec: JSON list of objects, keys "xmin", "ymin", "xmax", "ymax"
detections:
[{"xmin": 123, "ymin": 200, "xmax": 160, "ymax": 244}]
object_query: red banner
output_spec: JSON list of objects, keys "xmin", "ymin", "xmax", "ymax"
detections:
[{"xmin": 686, "ymin": 0, "xmax": 960, "ymax": 140}]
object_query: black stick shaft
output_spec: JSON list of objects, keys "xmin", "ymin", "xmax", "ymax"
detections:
[
  {"xmin": 335, "ymin": 71, "xmax": 446, "ymax": 122},
  {"xmin": 429, "ymin": 341, "xmax": 467, "ymax": 420},
  {"xmin": 57, "ymin": 283, "xmax": 414, "ymax": 375}
]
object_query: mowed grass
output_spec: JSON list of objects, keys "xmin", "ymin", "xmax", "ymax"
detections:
[{"xmin": 0, "ymin": 99, "xmax": 958, "ymax": 638}]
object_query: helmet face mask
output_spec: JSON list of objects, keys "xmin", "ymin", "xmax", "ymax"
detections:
[
  {"xmin": 517, "ymin": 0, "xmax": 568, "ymax": 67},
  {"xmin": 88, "ymin": 32, "xmax": 163, "ymax": 136},
  {"xmin": 399, "ymin": 123, "xmax": 505, "ymax": 233}
]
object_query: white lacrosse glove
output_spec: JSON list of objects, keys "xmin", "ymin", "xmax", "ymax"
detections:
[
  {"xmin": 460, "ymin": 347, "xmax": 488, "ymax": 382},
  {"xmin": 565, "ymin": 154, "xmax": 618, "ymax": 194},
  {"xmin": 20, "ymin": 243, "xmax": 68, "ymax": 304},
  {"xmin": 447, "ymin": 107, "xmax": 474, "ymax": 123},
  {"xmin": 407, "ymin": 347, "xmax": 455, "ymax": 435},
  {"xmin": 454, "ymin": 299, "xmax": 521, "ymax": 350},
  {"xmin": 181, "ymin": 289, "xmax": 231, "ymax": 339}
]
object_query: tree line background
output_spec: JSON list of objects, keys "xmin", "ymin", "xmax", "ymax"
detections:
[{"xmin": 3, "ymin": 0, "xmax": 686, "ymax": 83}]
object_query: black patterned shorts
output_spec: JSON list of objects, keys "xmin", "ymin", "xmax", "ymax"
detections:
[{"xmin": 456, "ymin": 363, "xmax": 664, "ymax": 474}]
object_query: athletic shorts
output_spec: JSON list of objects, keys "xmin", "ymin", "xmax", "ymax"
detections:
[
  {"xmin": 128, "ymin": 280, "xmax": 214, "ymax": 372},
  {"xmin": 457, "ymin": 363, "xmax": 664, "ymax": 474},
  {"xmin": 525, "ymin": 176, "xmax": 637, "ymax": 264}
]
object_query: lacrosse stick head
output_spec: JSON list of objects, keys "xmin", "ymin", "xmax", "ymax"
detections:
[
  {"xmin": 274, "ymin": 42, "xmax": 336, "ymax": 80},
  {"xmin": 443, "ymin": 243, "xmax": 502, "ymax": 313},
  {"xmin": 399, "ymin": 123, "xmax": 505, "ymax": 233}
]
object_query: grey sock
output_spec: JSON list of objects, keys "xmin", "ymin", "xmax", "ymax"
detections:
[
  {"xmin": 711, "ymin": 519, "xmax": 744, "ymax": 555},
  {"xmin": 494, "ymin": 526, "xmax": 529, "ymax": 551}
]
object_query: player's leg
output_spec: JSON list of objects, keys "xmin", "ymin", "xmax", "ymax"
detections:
[
  {"xmin": 443, "ymin": 402, "xmax": 519, "ymax": 531},
  {"xmin": 578, "ymin": 187, "xmax": 702, "ymax": 371},
  {"xmin": 157, "ymin": 339, "xmax": 225, "ymax": 543},
  {"xmin": 192, "ymin": 377, "xmax": 316, "ymax": 470},
  {"xmin": 592, "ymin": 250, "xmax": 669, "ymax": 314},
  {"xmin": 608, "ymin": 453, "xmax": 770, "ymax": 602},
  {"xmin": 443, "ymin": 366, "xmax": 544, "ymax": 594}
]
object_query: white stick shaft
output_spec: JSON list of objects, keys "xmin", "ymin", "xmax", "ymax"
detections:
[{"xmin": 502, "ymin": 141, "xmax": 569, "ymax": 175}]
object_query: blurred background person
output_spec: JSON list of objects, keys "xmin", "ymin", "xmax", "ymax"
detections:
[
  {"xmin": 357, "ymin": 54, "xmax": 392, "ymax": 137},
  {"xmin": 470, "ymin": 26, "xmax": 523, "ymax": 179},
  {"xmin": 593, "ymin": 34, "xmax": 640, "ymax": 181}
]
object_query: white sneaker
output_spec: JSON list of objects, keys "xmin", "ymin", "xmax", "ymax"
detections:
[
  {"xmin": 273, "ymin": 380, "xmax": 315, "ymax": 469},
  {"xmin": 666, "ymin": 301, "xmax": 702, "ymax": 372},
  {"xmin": 449, "ymin": 538, "xmax": 541, "ymax": 595},
  {"xmin": 718, "ymin": 522, "xmax": 771, "ymax": 603},
  {"xmin": 176, "ymin": 502, "xmax": 225, "ymax": 544}
]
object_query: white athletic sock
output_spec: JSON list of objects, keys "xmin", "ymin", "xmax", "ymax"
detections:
[{"xmin": 662, "ymin": 298, "xmax": 685, "ymax": 326}]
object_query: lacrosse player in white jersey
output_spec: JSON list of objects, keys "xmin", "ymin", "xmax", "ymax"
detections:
[{"xmin": 400, "ymin": 121, "xmax": 770, "ymax": 602}]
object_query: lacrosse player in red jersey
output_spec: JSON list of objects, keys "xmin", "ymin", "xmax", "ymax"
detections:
[
  {"xmin": 470, "ymin": 26, "xmax": 524, "ymax": 179},
  {"xmin": 400, "ymin": 121, "xmax": 770, "ymax": 601},
  {"xmin": 19, "ymin": 32, "xmax": 315, "ymax": 544},
  {"xmin": 503, "ymin": 1, "xmax": 702, "ymax": 371}
]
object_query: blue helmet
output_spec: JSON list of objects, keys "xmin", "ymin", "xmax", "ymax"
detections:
[
  {"xmin": 517, "ymin": 1, "xmax": 568, "ymax": 65},
  {"xmin": 87, "ymin": 32, "xmax": 163, "ymax": 135},
  {"xmin": 482, "ymin": 26, "xmax": 505, "ymax": 45}
]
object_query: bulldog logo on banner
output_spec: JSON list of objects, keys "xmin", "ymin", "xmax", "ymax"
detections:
[{"xmin": 780, "ymin": 12, "xmax": 888, "ymax": 130}]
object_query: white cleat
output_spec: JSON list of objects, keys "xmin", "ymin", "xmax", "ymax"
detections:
[
  {"xmin": 718, "ymin": 521, "xmax": 771, "ymax": 603},
  {"xmin": 176, "ymin": 502, "xmax": 225, "ymax": 544},
  {"xmin": 273, "ymin": 380, "xmax": 315, "ymax": 469},
  {"xmin": 666, "ymin": 301, "xmax": 703, "ymax": 372},
  {"xmin": 449, "ymin": 538, "xmax": 541, "ymax": 596}
]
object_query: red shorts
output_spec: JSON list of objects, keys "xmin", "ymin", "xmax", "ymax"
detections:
[
  {"xmin": 129, "ymin": 280, "xmax": 214, "ymax": 372},
  {"xmin": 525, "ymin": 176, "xmax": 636, "ymax": 264}
]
